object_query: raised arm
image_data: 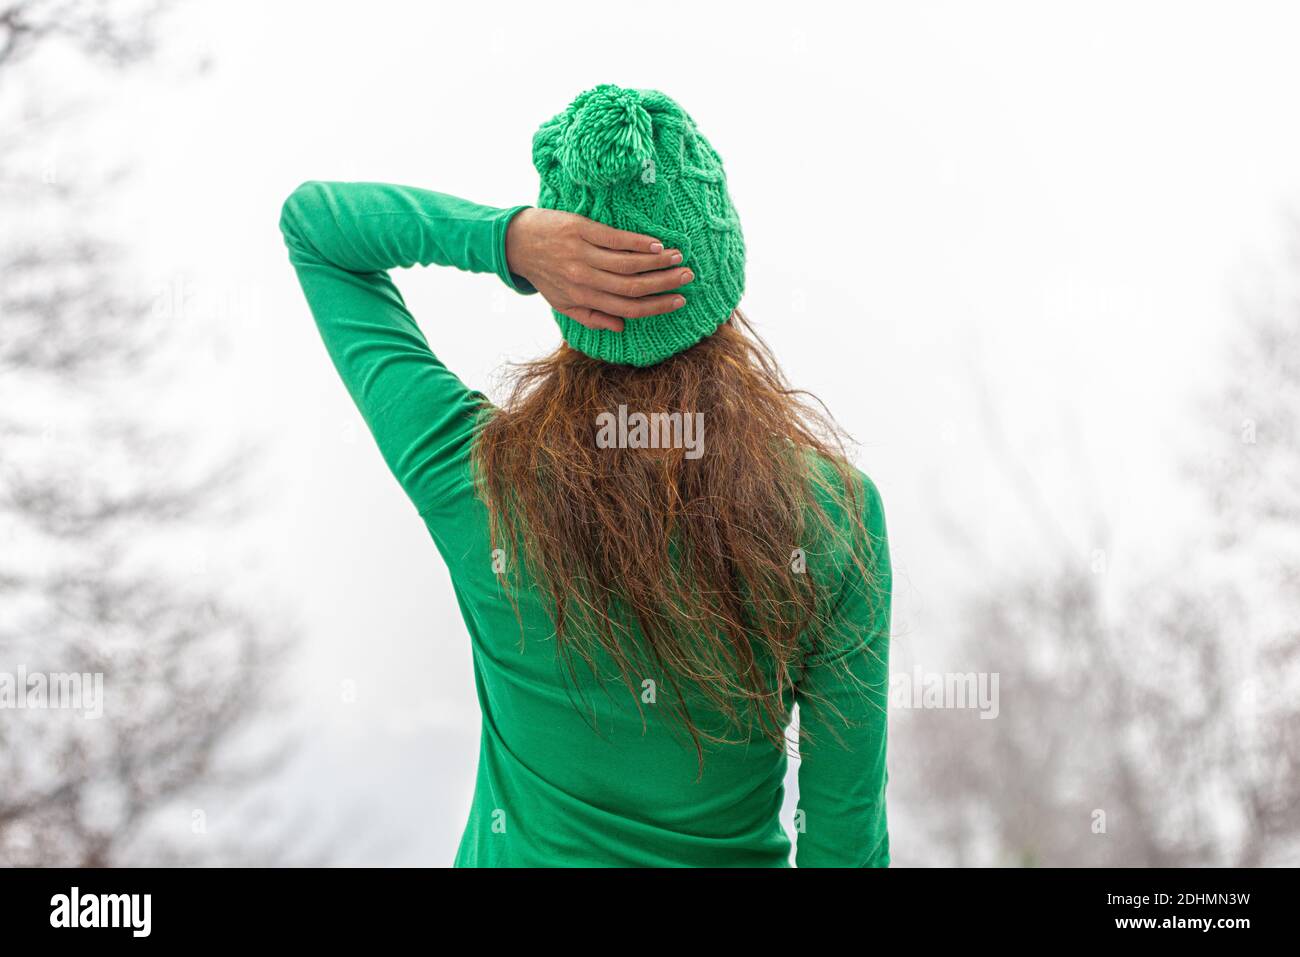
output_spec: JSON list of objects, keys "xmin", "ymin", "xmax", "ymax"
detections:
[
  {"xmin": 279, "ymin": 180, "xmax": 695, "ymax": 516},
  {"xmin": 794, "ymin": 476, "xmax": 892, "ymax": 867},
  {"xmin": 278, "ymin": 180, "xmax": 534, "ymax": 514}
]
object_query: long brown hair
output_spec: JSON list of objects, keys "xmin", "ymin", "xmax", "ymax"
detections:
[{"xmin": 472, "ymin": 310, "xmax": 874, "ymax": 767}]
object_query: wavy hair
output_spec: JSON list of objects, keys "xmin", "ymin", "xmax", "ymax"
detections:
[{"xmin": 472, "ymin": 310, "xmax": 875, "ymax": 769}]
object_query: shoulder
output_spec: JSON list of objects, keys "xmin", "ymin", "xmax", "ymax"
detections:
[
  {"xmin": 803, "ymin": 451, "xmax": 890, "ymax": 610},
  {"xmin": 805, "ymin": 452, "xmax": 887, "ymax": 544}
]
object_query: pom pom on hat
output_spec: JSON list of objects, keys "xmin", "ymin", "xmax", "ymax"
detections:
[{"xmin": 559, "ymin": 85, "xmax": 654, "ymax": 187}]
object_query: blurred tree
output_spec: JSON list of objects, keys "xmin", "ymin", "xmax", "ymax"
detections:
[
  {"xmin": 899, "ymin": 232, "xmax": 1300, "ymax": 866},
  {"xmin": 0, "ymin": 0, "xmax": 299, "ymax": 866}
]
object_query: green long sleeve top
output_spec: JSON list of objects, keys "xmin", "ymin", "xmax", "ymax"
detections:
[{"xmin": 279, "ymin": 181, "xmax": 891, "ymax": 868}]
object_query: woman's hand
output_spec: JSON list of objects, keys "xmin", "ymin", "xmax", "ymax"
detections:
[{"xmin": 505, "ymin": 207, "xmax": 693, "ymax": 332}]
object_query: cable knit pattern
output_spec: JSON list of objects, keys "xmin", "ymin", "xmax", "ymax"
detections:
[{"xmin": 532, "ymin": 84, "xmax": 745, "ymax": 367}]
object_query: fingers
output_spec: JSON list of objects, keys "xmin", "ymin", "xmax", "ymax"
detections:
[
  {"xmin": 586, "ymin": 289, "xmax": 687, "ymax": 321},
  {"xmin": 586, "ymin": 246, "xmax": 683, "ymax": 275},
  {"xmin": 583, "ymin": 263, "xmax": 694, "ymax": 299},
  {"xmin": 566, "ymin": 290, "xmax": 683, "ymax": 330},
  {"xmin": 565, "ymin": 308, "xmax": 625, "ymax": 333},
  {"xmin": 579, "ymin": 220, "xmax": 664, "ymax": 253},
  {"xmin": 549, "ymin": 217, "xmax": 691, "ymax": 331}
]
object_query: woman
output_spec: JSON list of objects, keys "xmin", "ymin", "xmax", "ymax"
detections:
[{"xmin": 280, "ymin": 84, "xmax": 891, "ymax": 868}]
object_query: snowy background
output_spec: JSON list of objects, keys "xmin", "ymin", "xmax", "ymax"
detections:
[{"xmin": 2, "ymin": 0, "xmax": 1297, "ymax": 866}]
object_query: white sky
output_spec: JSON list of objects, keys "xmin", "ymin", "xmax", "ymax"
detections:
[{"xmin": 23, "ymin": 0, "xmax": 1300, "ymax": 863}]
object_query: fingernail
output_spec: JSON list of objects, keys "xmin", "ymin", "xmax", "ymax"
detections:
[
  {"xmin": 670, "ymin": 252, "xmax": 682, "ymax": 264},
  {"xmin": 650, "ymin": 242, "xmax": 664, "ymax": 253},
  {"xmin": 679, "ymin": 270, "xmax": 694, "ymax": 285},
  {"xmin": 674, "ymin": 296, "xmax": 686, "ymax": 308}
]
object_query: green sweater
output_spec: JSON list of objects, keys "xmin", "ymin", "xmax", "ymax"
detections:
[{"xmin": 279, "ymin": 181, "xmax": 891, "ymax": 868}]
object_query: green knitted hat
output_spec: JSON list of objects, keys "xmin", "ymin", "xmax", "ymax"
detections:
[{"xmin": 532, "ymin": 84, "xmax": 745, "ymax": 367}]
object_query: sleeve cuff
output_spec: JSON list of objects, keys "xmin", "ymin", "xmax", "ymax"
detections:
[{"xmin": 495, "ymin": 205, "xmax": 538, "ymax": 296}]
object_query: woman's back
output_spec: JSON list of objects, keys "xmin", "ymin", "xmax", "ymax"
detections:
[
  {"xmin": 423, "ymin": 419, "xmax": 886, "ymax": 867},
  {"xmin": 433, "ymin": 479, "xmax": 794, "ymax": 866}
]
